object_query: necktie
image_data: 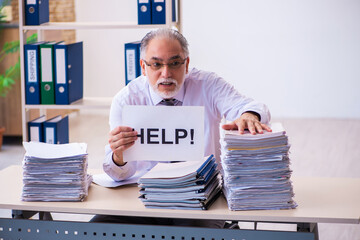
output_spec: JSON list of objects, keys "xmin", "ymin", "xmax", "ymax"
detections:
[{"xmin": 160, "ymin": 99, "xmax": 178, "ymax": 106}]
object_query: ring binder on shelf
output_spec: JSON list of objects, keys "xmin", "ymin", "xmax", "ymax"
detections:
[
  {"xmin": 151, "ymin": 0, "xmax": 166, "ymax": 24},
  {"xmin": 24, "ymin": 42, "xmax": 44, "ymax": 105},
  {"xmin": 138, "ymin": 0, "xmax": 152, "ymax": 25},
  {"xmin": 24, "ymin": 0, "xmax": 49, "ymax": 26},
  {"xmin": 124, "ymin": 41, "xmax": 141, "ymax": 86},
  {"xmin": 43, "ymin": 115, "xmax": 69, "ymax": 144},
  {"xmin": 54, "ymin": 42, "xmax": 84, "ymax": 105}
]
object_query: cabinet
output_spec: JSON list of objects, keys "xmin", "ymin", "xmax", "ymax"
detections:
[{"xmin": 18, "ymin": 1, "xmax": 181, "ymax": 143}]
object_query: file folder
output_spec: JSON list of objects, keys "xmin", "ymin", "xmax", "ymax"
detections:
[
  {"xmin": 24, "ymin": 42, "xmax": 44, "ymax": 105},
  {"xmin": 124, "ymin": 41, "xmax": 141, "ymax": 85},
  {"xmin": 54, "ymin": 42, "xmax": 83, "ymax": 105},
  {"xmin": 172, "ymin": 0, "xmax": 178, "ymax": 22},
  {"xmin": 24, "ymin": 0, "xmax": 49, "ymax": 26},
  {"xmin": 137, "ymin": 0, "xmax": 152, "ymax": 25},
  {"xmin": 151, "ymin": 0, "xmax": 166, "ymax": 24},
  {"xmin": 43, "ymin": 115, "xmax": 69, "ymax": 144},
  {"xmin": 27, "ymin": 115, "xmax": 46, "ymax": 142},
  {"xmin": 40, "ymin": 42, "xmax": 59, "ymax": 105}
]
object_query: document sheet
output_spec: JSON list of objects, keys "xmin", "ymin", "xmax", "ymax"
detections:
[
  {"xmin": 220, "ymin": 122, "xmax": 297, "ymax": 210},
  {"xmin": 22, "ymin": 142, "xmax": 92, "ymax": 202},
  {"xmin": 138, "ymin": 155, "xmax": 222, "ymax": 210}
]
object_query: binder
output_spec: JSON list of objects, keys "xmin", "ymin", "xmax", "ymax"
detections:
[
  {"xmin": 39, "ymin": 42, "xmax": 59, "ymax": 105},
  {"xmin": 124, "ymin": 41, "xmax": 141, "ymax": 85},
  {"xmin": 54, "ymin": 42, "xmax": 83, "ymax": 105},
  {"xmin": 27, "ymin": 115, "xmax": 46, "ymax": 142},
  {"xmin": 137, "ymin": 0, "xmax": 152, "ymax": 25},
  {"xmin": 24, "ymin": 0, "xmax": 49, "ymax": 26},
  {"xmin": 43, "ymin": 115, "xmax": 69, "ymax": 144},
  {"xmin": 151, "ymin": 0, "xmax": 166, "ymax": 24},
  {"xmin": 24, "ymin": 42, "xmax": 44, "ymax": 105},
  {"xmin": 172, "ymin": 0, "xmax": 178, "ymax": 22}
]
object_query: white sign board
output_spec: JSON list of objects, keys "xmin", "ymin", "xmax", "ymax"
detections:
[{"xmin": 123, "ymin": 106, "xmax": 204, "ymax": 162}]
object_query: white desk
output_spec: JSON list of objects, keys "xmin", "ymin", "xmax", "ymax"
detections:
[{"xmin": 0, "ymin": 165, "xmax": 359, "ymax": 240}]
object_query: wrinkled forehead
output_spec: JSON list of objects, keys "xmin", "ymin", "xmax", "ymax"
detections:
[{"xmin": 145, "ymin": 37, "xmax": 186, "ymax": 61}]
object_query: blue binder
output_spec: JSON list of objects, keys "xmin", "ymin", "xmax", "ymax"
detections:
[
  {"xmin": 138, "ymin": 0, "xmax": 152, "ymax": 24},
  {"xmin": 172, "ymin": 0, "xmax": 178, "ymax": 22},
  {"xmin": 124, "ymin": 41, "xmax": 141, "ymax": 85},
  {"xmin": 24, "ymin": 42, "xmax": 44, "ymax": 105},
  {"xmin": 24, "ymin": 0, "xmax": 49, "ymax": 26},
  {"xmin": 151, "ymin": 0, "xmax": 166, "ymax": 24},
  {"xmin": 43, "ymin": 115, "xmax": 69, "ymax": 144},
  {"xmin": 54, "ymin": 42, "xmax": 83, "ymax": 105},
  {"xmin": 27, "ymin": 115, "xmax": 46, "ymax": 142}
]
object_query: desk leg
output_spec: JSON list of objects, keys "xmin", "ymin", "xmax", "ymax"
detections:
[{"xmin": 297, "ymin": 223, "xmax": 319, "ymax": 240}]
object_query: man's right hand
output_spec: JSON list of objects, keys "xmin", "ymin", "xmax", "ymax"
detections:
[{"xmin": 109, "ymin": 126, "xmax": 138, "ymax": 166}]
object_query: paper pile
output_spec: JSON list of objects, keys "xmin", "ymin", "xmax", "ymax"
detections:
[
  {"xmin": 22, "ymin": 142, "xmax": 92, "ymax": 202},
  {"xmin": 138, "ymin": 155, "xmax": 222, "ymax": 210},
  {"xmin": 220, "ymin": 122, "xmax": 297, "ymax": 210}
]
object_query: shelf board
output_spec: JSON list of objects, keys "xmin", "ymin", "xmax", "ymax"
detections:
[
  {"xmin": 24, "ymin": 97, "xmax": 112, "ymax": 110},
  {"xmin": 0, "ymin": 22, "xmax": 19, "ymax": 28},
  {"xmin": 22, "ymin": 21, "xmax": 176, "ymax": 30}
]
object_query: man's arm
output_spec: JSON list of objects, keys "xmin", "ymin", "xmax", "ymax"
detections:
[
  {"xmin": 204, "ymin": 73, "xmax": 271, "ymax": 134},
  {"xmin": 103, "ymin": 126, "xmax": 138, "ymax": 181},
  {"xmin": 109, "ymin": 126, "xmax": 138, "ymax": 166},
  {"xmin": 103, "ymin": 145, "xmax": 137, "ymax": 181}
]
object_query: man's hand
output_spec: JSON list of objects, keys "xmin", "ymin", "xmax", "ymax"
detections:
[
  {"xmin": 109, "ymin": 126, "xmax": 138, "ymax": 166},
  {"xmin": 222, "ymin": 112, "xmax": 272, "ymax": 135}
]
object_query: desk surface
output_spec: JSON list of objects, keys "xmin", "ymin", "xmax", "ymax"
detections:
[{"xmin": 1, "ymin": 165, "xmax": 359, "ymax": 224}]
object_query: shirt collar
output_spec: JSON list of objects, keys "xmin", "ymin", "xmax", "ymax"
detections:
[{"xmin": 149, "ymin": 80, "xmax": 185, "ymax": 105}]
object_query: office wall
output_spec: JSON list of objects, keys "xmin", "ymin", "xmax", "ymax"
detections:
[{"xmin": 75, "ymin": 0, "xmax": 360, "ymax": 118}]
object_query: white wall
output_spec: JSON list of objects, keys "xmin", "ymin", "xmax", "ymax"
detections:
[
  {"xmin": 75, "ymin": 0, "xmax": 360, "ymax": 118},
  {"xmin": 75, "ymin": 0, "xmax": 152, "ymax": 98}
]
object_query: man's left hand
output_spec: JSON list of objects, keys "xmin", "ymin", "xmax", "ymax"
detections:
[{"xmin": 221, "ymin": 112, "xmax": 272, "ymax": 135}]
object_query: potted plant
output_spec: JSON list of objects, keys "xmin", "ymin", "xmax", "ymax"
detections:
[{"xmin": 0, "ymin": 1, "xmax": 37, "ymax": 150}]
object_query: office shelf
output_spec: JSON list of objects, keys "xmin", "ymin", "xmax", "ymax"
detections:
[
  {"xmin": 24, "ymin": 97, "xmax": 113, "ymax": 110},
  {"xmin": 22, "ymin": 21, "xmax": 176, "ymax": 30},
  {"xmin": 18, "ymin": 0, "xmax": 180, "ymax": 141}
]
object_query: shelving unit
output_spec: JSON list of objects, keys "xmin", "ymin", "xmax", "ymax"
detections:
[
  {"xmin": 22, "ymin": 22, "xmax": 178, "ymax": 30},
  {"xmin": 18, "ymin": 0, "xmax": 181, "ymax": 142}
]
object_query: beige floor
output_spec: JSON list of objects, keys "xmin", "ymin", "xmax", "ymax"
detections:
[{"xmin": 0, "ymin": 112, "xmax": 359, "ymax": 239}]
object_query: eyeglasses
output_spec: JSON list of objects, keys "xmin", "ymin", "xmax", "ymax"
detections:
[{"xmin": 143, "ymin": 58, "xmax": 187, "ymax": 71}]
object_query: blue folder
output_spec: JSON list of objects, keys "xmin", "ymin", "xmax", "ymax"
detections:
[
  {"xmin": 24, "ymin": 43, "xmax": 41, "ymax": 104},
  {"xmin": 24, "ymin": 0, "xmax": 49, "ymax": 25},
  {"xmin": 124, "ymin": 41, "xmax": 141, "ymax": 85},
  {"xmin": 53, "ymin": 42, "xmax": 83, "ymax": 105},
  {"xmin": 27, "ymin": 115, "xmax": 46, "ymax": 142},
  {"xmin": 43, "ymin": 115, "xmax": 69, "ymax": 144},
  {"xmin": 151, "ymin": 0, "xmax": 166, "ymax": 24},
  {"xmin": 137, "ymin": 0, "xmax": 152, "ymax": 24},
  {"xmin": 24, "ymin": 42, "xmax": 44, "ymax": 105},
  {"xmin": 172, "ymin": 0, "xmax": 178, "ymax": 22}
]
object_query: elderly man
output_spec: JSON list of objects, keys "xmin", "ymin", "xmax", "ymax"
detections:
[{"xmin": 93, "ymin": 28, "xmax": 271, "ymax": 227}]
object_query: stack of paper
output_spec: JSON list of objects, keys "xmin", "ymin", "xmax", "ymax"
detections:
[
  {"xmin": 220, "ymin": 122, "xmax": 297, "ymax": 210},
  {"xmin": 138, "ymin": 155, "xmax": 222, "ymax": 210},
  {"xmin": 22, "ymin": 142, "xmax": 92, "ymax": 202}
]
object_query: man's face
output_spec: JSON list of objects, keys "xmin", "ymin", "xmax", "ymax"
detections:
[{"xmin": 140, "ymin": 37, "xmax": 189, "ymax": 99}]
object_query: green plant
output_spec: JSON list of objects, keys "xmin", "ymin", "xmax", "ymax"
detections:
[
  {"xmin": 0, "ymin": 33, "xmax": 38, "ymax": 97},
  {"xmin": 0, "ymin": 1, "xmax": 37, "ymax": 97}
]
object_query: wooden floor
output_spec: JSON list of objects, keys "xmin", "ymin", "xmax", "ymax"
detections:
[{"xmin": 0, "ymin": 112, "xmax": 359, "ymax": 239}]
